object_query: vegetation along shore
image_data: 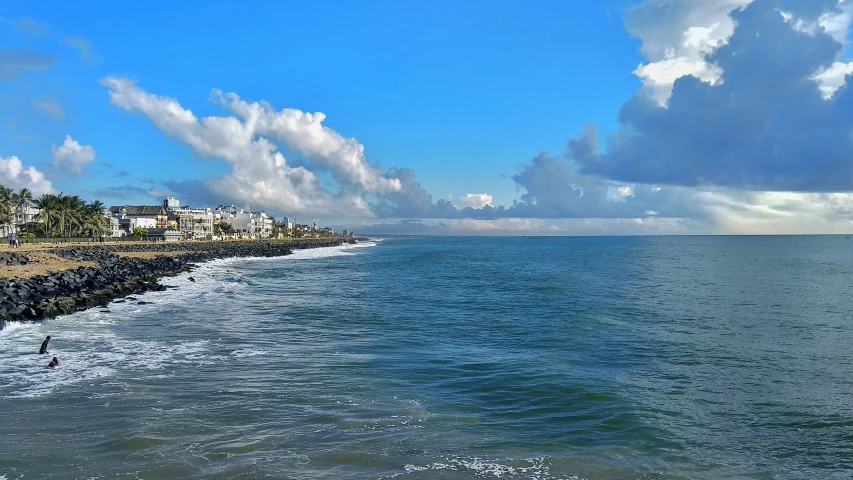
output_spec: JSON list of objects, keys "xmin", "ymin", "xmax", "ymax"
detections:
[{"xmin": 0, "ymin": 238, "xmax": 360, "ymax": 328}]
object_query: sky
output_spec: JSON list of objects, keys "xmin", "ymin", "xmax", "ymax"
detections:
[{"xmin": 2, "ymin": 0, "xmax": 853, "ymax": 235}]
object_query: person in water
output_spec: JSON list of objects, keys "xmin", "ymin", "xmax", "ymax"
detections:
[
  {"xmin": 39, "ymin": 336, "xmax": 51, "ymax": 354},
  {"xmin": 48, "ymin": 357, "xmax": 59, "ymax": 368}
]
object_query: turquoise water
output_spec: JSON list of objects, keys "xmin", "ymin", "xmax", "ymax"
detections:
[{"xmin": 1, "ymin": 237, "xmax": 853, "ymax": 479}]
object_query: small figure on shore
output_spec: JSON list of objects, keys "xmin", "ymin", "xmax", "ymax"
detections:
[
  {"xmin": 39, "ymin": 335, "xmax": 51, "ymax": 354},
  {"xmin": 48, "ymin": 357, "xmax": 59, "ymax": 368}
]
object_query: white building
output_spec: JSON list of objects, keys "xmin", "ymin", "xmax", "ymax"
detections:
[
  {"xmin": 214, "ymin": 206, "xmax": 275, "ymax": 239},
  {"xmin": 281, "ymin": 217, "xmax": 293, "ymax": 235},
  {"xmin": 164, "ymin": 197, "xmax": 181, "ymax": 209}
]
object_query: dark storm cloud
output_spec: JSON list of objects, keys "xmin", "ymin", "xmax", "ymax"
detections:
[
  {"xmin": 571, "ymin": 0, "xmax": 853, "ymax": 192},
  {"xmin": 505, "ymin": 153, "xmax": 701, "ymax": 219}
]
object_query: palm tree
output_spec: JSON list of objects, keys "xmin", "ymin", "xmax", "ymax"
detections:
[
  {"xmin": 13, "ymin": 188, "xmax": 33, "ymax": 237},
  {"xmin": 34, "ymin": 193, "xmax": 59, "ymax": 236},
  {"xmin": 55, "ymin": 195, "xmax": 86, "ymax": 238},
  {"xmin": 13, "ymin": 187, "xmax": 32, "ymax": 213},
  {"xmin": 82, "ymin": 201, "xmax": 108, "ymax": 237},
  {"xmin": 0, "ymin": 185, "xmax": 13, "ymax": 238}
]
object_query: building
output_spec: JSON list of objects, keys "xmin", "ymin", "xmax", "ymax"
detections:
[
  {"xmin": 164, "ymin": 197, "xmax": 181, "ymax": 209},
  {"xmin": 167, "ymin": 206, "xmax": 214, "ymax": 240},
  {"xmin": 107, "ymin": 216, "xmax": 122, "ymax": 237},
  {"xmin": 109, "ymin": 206, "xmax": 169, "ymax": 229},
  {"xmin": 214, "ymin": 206, "xmax": 275, "ymax": 239},
  {"xmin": 14, "ymin": 205, "xmax": 40, "ymax": 226},
  {"xmin": 145, "ymin": 228, "xmax": 182, "ymax": 242}
]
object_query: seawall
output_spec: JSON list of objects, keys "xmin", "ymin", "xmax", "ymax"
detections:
[{"xmin": 0, "ymin": 239, "xmax": 358, "ymax": 328}]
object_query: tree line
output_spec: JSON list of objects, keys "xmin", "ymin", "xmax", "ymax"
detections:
[{"xmin": 0, "ymin": 185, "xmax": 109, "ymax": 238}]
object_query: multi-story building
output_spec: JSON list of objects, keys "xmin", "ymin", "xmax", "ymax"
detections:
[
  {"xmin": 213, "ymin": 206, "xmax": 275, "ymax": 239},
  {"xmin": 168, "ymin": 207, "xmax": 213, "ymax": 240},
  {"xmin": 109, "ymin": 206, "xmax": 169, "ymax": 229}
]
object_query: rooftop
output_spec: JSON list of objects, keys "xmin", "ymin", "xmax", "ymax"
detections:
[{"xmin": 109, "ymin": 205, "xmax": 167, "ymax": 216}]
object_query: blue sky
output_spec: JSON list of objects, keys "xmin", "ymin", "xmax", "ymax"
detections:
[{"xmin": 3, "ymin": 0, "xmax": 853, "ymax": 235}]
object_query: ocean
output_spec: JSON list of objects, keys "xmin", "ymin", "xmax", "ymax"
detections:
[{"xmin": 1, "ymin": 236, "xmax": 852, "ymax": 479}]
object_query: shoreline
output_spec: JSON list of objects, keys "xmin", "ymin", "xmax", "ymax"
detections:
[{"xmin": 0, "ymin": 238, "xmax": 361, "ymax": 328}]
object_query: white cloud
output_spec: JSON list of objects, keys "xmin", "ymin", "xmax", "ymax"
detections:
[
  {"xmin": 457, "ymin": 193, "xmax": 493, "ymax": 209},
  {"xmin": 0, "ymin": 155, "xmax": 53, "ymax": 195},
  {"xmin": 693, "ymin": 190, "xmax": 853, "ymax": 234},
  {"xmin": 101, "ymin": 77, "xmax": 377, "ymax": 218},
  {"xmin": 779, "ymin": 1, "xmax": 853, "ymax": 44},
  {"xmin": 628, "ymin": 0, "xmax": 853, "ymax": 104},
  {"xmin": 626, "ymin": 0, "xmax": 750, "ymax": 104},
  {"xmin": 51, "ymin": 135, "xmax": 95, "ymax": 174},
  {"xmin": 347, "ymin": 216, "xmax": 706, "ymax": 236},
  {"xmin": 33, "ymin": 98, "xmax": 66, "ymax": 120},
  {"xmin": 812, "ymin": 61, "xmax": 853, "ymax": 98},
  {"xmin": 214, "ymin": 91, "xmax": 401, "ymax": 195}
]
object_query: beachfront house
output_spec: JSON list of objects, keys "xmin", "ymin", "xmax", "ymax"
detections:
[
  {"xmin": 214, "ymin": 206, "xmax": 274, "ymax": 239},
  {"xmin": 107, "ymin": 216, "xmax": 122, "ymax": 237},
  {"xmin": 165, "ymin": 202, "xmax": 214, "ymax": 240},
  {"xmin": 145, "ymin": 228, "xmax": 182, "ymax": 242},
  {"xmin": 109, "ymin": 206, "xmax": 169, "ymax": 230}
]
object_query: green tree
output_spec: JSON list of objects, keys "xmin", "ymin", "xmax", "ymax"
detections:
[
  {"xmin": 214, "ymin": 222, "xmax": 234, "ymax": 236},
  {"xmin": 34, "ymin": 193, "xmax": 59, "ymax": 236},
  {"xmin": 0, "ymin": 185, "xmax": 13, "ymax": 236},
  {"xmin": 131, "ymin": 227, "xmax": 148, "ymax": 239},
  {"xmin": 82, "ymin": 201, "xmax": 108, "ymax": 237}
]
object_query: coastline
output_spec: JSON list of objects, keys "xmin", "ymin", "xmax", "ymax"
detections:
[{"xmin": 0, "ymin": 238, "xmax": 360, "ymax": 328}]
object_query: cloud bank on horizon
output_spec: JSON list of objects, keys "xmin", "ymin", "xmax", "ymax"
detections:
[{"xmin": 3, "ymin": 0, "xmax": 853, "ymax": 235}]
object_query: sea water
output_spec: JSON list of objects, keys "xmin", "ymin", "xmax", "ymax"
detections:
[{"xmin": 1, "ymin": 236, "xmax": 852, "ymax": 479}]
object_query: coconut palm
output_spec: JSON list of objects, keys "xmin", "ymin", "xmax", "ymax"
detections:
[
  {"xmin": 82, "ymin": 201, "xmax": 108, "ymax": 237},
  {"xmin": 0, "ymin": 185, "xmax": 13, "ymax": 237},
  {"xmin": 34, "ymin": 193, "xmax": 59, "ymax": 236},
  {"xmin": 13, "ymin": 188, "xmax": 32, "ymax": 212}
]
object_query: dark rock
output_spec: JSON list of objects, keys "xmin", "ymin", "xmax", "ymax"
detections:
[{"xmin": 1, "ymin": 238, "xmax": 358, "ymax": 327}]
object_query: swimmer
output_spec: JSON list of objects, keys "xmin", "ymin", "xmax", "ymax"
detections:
[{"xmin": 39, "ymin": 336, "xmax": 51, "ymax": 354}]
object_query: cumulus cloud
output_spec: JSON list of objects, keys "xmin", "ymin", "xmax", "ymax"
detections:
[
  {"xmin": 0, "ymin": 48, "xmax": 58, "ymax": 81},
  {"xmin": 102, "ymin": 77, "xmax": 380, "ymax": 218},
  {"xmin": 0, "ymin": 156, "xmax": 53, "ymax": 194},
  {"xmin": 505, "ymin": 152, "xmax": 700, "ymax": 220},
  {"xmin": 369, "ymin": 167, "xmax": 460, "ymax": 218},
  {"xmin": 34, "ymin": 98, "xmax": 66, "ymax": 120},
  {"xmin": 626, "ymin": 0, "xmax": 751, "ymax": 103},
  {"xmin": 457, "ymin": 193, "xmax": 493, "ymax": 209},
  {"xmin": 570, "ymin": 0, "xmax": 853, "ymax": 192},
  {"xmin": 627, "ymin": 0, "xmax": 853, "ymax": 103},
  {"xmin": 213, "ymin": 91, "xmax": 401, "ymax": 195},
  {"xmin": 51, "ymin": 135, "xmax": 96, "ymax": 174},
  {"xmin": 343, "ymin": 216, "xmax": 707, "ymax": 236}
]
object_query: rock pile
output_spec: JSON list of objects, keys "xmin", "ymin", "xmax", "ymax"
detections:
[
  {"xmin": 0, "ymin": 239, "xmax": 355, "ymax": 327},
  {"xmin": 0, "ymin": 252, "xmax": 29, "ymax": 266}
]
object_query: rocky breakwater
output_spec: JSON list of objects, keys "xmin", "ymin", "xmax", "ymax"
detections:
[
  {"xmin": 0, "ymin": 239, "xmax": 354, "ymax": 327},
  {"xmin": 0, "ymin": 252, "xmax": 29, "ymax": 267}
]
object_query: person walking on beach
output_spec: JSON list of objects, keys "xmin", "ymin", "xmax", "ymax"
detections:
[
  {"xmin": 48, "ymin": 357, "xmax": 59, "ymax": 368},
  {"xmin": 39, "ymin": 336, "xmax": 51, "ymax": 354}
]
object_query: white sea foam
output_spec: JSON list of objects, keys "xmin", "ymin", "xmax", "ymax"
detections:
[
  {"xmin": 0, "ymin": 242, "xmax": 379, "ymax": 398},
  {"xmin": 396, "ymin": 457, "xmax": 581, "ymax": 479}
]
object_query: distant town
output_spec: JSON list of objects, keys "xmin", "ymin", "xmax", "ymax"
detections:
[{"xmin": 0, "ymin": 185, "xmax": 352, "ymax": 242}]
